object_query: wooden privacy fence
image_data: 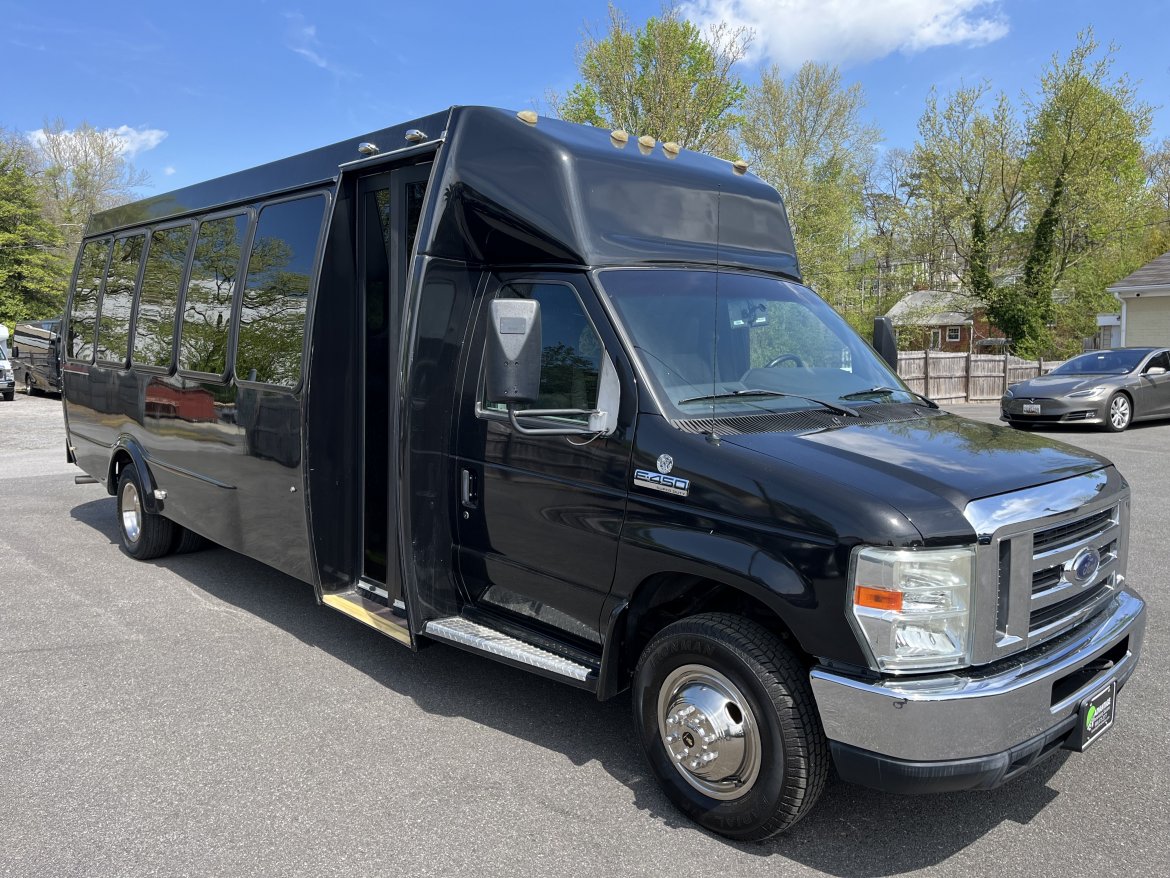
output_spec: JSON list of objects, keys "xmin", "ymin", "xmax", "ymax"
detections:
[{"xmin": 896, "ymin": 351, "xmax": 1062, "ymax": 403}]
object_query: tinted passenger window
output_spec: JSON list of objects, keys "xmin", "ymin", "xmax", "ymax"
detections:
[
  {"xmin": 1145, "ymin": 351, "xmax": 1170, "ymax": 372},
  {"xmin": 134, "ymin": 225, "xmax": 192, "ymax": 368},
  {"xmin": 485, "ymin": 281, "xmax": 602, "ymax": 420},
  {"xmin": 236, "ymin": 196, "xmax": 326, "ymax": 386},
  {"xmin": 69, "ymin": 239, "xmax": 111, "ymax": 361},
  {"xmin": 97, "ymin": 233, "xmax": 145, "ymax": 363},
  {"xmin": 179, "ymin": 214, "xmax": 249, "ymax": 375}
]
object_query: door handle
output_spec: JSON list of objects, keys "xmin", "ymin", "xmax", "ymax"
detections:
[{"xmin": 460, "ymin": 467, "xmax": 478, "ymax": 509}]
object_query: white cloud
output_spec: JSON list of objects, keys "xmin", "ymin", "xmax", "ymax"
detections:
[
  {"xmin": 111, "ymin": 125, "xmax": 167, "ymax": 157},
  {"xmin": 164, "ymin": 166, "xmax": 176, "ymax": 176},
  {"xmin": 26, "ymin": 125, "xmax": 168, "ymax": 157},
  {"xmin": 680, "ymin": 0, "xmax": 1010, "ymax": 70}
]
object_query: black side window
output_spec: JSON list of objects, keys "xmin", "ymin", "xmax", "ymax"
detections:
[
  {"xmin": 97, "ymin": 233, "xmax": 145, "ymax": 363},
  {"xmin": 134, "ymin": 225, "xmax": 192, "ymax": 368},
  {"xmin": 180, "ymin": 213, "xmax": 249, "ymax": 376},
  {"xmin": 1146, "ymin": 351, "xmax": 1170, "ymax": 372},
  {"xmin": 69, "ymin": 239, "xmax": 111, "ymax": 361},
  {"xmin": 236, "ymin": 195, "xmax": 326, "ymax": 387},
  {"xmin": 484, "ymin": 281, "xmax": 602, "ymax": 421}
]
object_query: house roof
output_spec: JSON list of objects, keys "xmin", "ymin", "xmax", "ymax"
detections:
[
  {"xmin": 1108, "ymin": 251, "xmax": 1170, "ymax": 292},
  {"xmin": 884, "ymin": 289, "xmax": 978, "ymax": 326}
]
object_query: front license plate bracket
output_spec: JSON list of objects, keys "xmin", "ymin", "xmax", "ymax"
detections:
[{"xmin": 1067, "ymin": 680, "xmax": 1117, "ymax": 752}]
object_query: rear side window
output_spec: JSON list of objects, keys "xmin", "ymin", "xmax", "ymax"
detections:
[
  {"xmin": 134, "ymin": 225, "xmax": 192, "ymax": 368},
  {"xmin": 236, "ymin": 195, "xmax": 326, "ymax": 387},
  {"xmin": 97, "ymin": 233, "xmax": 145, "ymax": 363},
  {"xmin": 69, "ymin": 239, "xmax": 111, "ymax": 361},
  {"xmin": 179, "ymin": 213, "xmax": 249, "ymax": 376}
]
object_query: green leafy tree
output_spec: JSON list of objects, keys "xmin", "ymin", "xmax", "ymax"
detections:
[
  {"xmin": 0, "ymin": 136, "xmax": 66, "ymax": 325},
  {"xmin": 912, "ymin": 84, "xmax": 1023, "ymax": 316},
  {"xmin": 554, "ymin": 3, "xmax": 750, "ymax": 156},
  {"xmin": 1016, "ymin": 30, "xmax": 1152, "ymax": 356},
  {"xmin": 740, "ymin": 62, "xmax": 879, "ymax": 331}
]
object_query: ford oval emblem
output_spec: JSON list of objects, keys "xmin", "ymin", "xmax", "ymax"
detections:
[
  {"xmin": 656, "ymin": 454, "xmax": 674, "ymax": 475},
  {"xmin": 1070, "ymin": 547, "xmax": 1101, "ymax": 583}
]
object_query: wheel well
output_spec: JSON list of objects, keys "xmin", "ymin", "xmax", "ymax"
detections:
[{"xmin": 615, "ymin": 574, "xmax": 807, "ymax": 691}]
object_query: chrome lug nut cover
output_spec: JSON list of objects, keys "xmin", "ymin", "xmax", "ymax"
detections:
[{"xmin": 656, "ymin": 665, "xmax": 763, "ymax": 800}]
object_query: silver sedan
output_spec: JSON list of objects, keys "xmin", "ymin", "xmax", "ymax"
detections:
[{"xmin": 1001, "ymin": 347, "xmax": 1170, "ymax": 432}]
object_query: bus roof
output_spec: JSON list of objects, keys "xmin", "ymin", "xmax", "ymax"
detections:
[{"xmin": 87, "ymin": 106, "xmax": 800, "ymax": 278}]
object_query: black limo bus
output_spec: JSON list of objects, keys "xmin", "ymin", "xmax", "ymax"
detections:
[{"xmin": 61, "ymin": 107, "xmax": 1145, "ymax": 840}]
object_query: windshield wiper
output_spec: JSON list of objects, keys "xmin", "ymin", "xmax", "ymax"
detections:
[
  {"xmin": 678, "ymin": 389, "xmax": 858, "ymax": 417},
  {"xmin": 840, "ymin": 386, "xmax": 939, "ymax": 409}
]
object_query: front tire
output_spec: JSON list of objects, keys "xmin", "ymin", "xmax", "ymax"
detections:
[
  {"xmin": 1105, "ymin": 392, "xmax": 1132, "ymax": 432},
  {"xmin": 117, "ymin": 464, "xmax": 175, "ymax": 559},
  {"xmin": 632, "ymin": 613, "xmax": 828, "ymax": 841}
]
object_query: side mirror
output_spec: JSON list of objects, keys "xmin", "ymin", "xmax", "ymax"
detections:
[
  {"xmin": 484, "ymin": 297, "xmax": 618, "ymax": 437},
  {"xmin": 485, "ymin": 299, "xmax": 542, "ymax": 404},
  {"xmin": 1145, "ymin": 366, "xmax": 1167, "ymax": 377},
  {"xmin": 872, "ymin": 316, "xmax": 899, "ymax": 371}
]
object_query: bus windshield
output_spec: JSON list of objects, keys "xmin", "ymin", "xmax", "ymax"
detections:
[{"xmin": 596, "ymin": 268, "xmax": 907, "ymax": 419}]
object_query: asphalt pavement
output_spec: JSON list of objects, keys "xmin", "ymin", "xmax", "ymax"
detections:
[{"xmin": 1, "ymin": 393, "xmax": 1166, "ymax": 877}]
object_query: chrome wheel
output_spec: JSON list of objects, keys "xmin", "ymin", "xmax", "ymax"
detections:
[
  {"xmin": 120, "ymin": 479, "xmax": 142, "ymax": 544},
  {"xmin": 656, "ymin": 664, "xmax": 762, "ymax": 800},
  {"xmin": 1109, "ymin": 394, "xmax": 1131, "ymax": 431}
]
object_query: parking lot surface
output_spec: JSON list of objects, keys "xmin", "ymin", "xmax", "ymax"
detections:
[{"xmin": 1, "ymin": 393, "xmax": 1167, "ymax": 877}]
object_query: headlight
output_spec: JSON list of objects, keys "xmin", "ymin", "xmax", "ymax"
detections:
[
  {"xmin": 1068, "ymin": 386, "xmax": 1109, "ymax": 399},
  {"xmin": 2, "ymin": 369, "xmax": 12, "ymax": 380},
  {"xmin": 1002, "ymin": 387, "xmax": 1014, "ymax": 399},
  {"xmin": 848, "ymin": 546, "xmax": 975, "ymax": 673}
]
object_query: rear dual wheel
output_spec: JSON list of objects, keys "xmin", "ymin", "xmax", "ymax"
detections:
[{"xmin": 632, "ymin": 613, "xmax": 828, "ymax": 841}]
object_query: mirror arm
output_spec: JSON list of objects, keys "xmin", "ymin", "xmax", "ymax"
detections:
[{"xmin": 507, "ymin": 405, "xmax": 606, "ymax": 436}]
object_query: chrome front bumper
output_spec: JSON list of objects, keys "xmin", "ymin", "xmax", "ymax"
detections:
[{"xmin": 811, "ymin": 589, "xmax": 1145, "ymax": 766}]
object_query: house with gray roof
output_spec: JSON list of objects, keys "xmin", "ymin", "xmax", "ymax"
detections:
[
  {"xmin": 883, "ymin": 289, "xmax": 1001, "ymax": 351},
  {"xmin": 1109, "ymin": 251, "xmax": 1170, "ymax": 347}
]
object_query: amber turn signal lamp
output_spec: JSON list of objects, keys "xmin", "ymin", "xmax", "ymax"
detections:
[{"xmin": 855, "ymin": 586, "xmax": 903, "ymax": 612}]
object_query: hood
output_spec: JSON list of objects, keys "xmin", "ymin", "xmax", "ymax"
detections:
[
  {"xmin": 721, "ymin": 411, "xmax": 1109, "ymax": 514},
  {"xmin": 1009, "ymin": 374, "xmax": 1122, "ymax": 396}
]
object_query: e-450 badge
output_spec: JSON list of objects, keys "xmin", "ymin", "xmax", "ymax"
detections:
[{"xmin": 634, "ymin": 469, "xmax": 690, "ymax": 497}]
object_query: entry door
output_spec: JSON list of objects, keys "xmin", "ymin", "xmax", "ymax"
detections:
[
  {"xmin": 357, "ymin": 163, "xmax": 431, "ymax": 600},
  {"xmin": 454, "ymin": 274, "xmax": 630, "ymax": 645}
]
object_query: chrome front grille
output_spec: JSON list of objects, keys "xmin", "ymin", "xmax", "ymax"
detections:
[{"xmin": 964, "ymin": 469, "xmax": 1129, "ymax": 666}]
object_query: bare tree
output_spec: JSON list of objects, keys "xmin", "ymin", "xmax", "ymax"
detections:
[{"xmin": 30, "ymin": 119, "xmax": 150, "ymax": 247}]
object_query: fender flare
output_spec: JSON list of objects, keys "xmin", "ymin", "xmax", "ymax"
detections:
[{"xmin": 107, "ymin": 437, "xmax": 162, "ymax": 514}]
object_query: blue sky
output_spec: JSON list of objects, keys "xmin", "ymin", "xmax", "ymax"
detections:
[{"xmin": 2, "ymin": 0, "xmax": 1167, "ymax": 196}]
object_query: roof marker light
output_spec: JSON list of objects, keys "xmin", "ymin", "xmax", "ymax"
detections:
[
  {"xmin": 662, "ymin": 141, "xmax": 680, "ymax": 158},
  {"xmin": 517, "ymin": 110, "xmax": 538, "ymax": 125},
  {"xmin": 732, "ymin": 159, "xmax": 749, "ymax": 175},
  {"xmin": 638, "ymin": 135, "xmax": 655, "ymax": 155},
  {"xmin": 610, "ymin": 129, "xmax": 629, "ymax": 147},
  {"xmin": 357, "ymin": 142, "xmax": 379, "ymax": 155},
  {"xmin": 405, "ymin": 129, "xmax": 426, "ymax": 143}
]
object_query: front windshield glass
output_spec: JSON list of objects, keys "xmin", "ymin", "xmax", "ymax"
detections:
[
  {"xmin": 1050, "ymin": 349, "xmax": 1148, "ymax": 376},
  {"xmin": 597, "ymin": 269, "xmax": 907, "ymax": 419}
]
